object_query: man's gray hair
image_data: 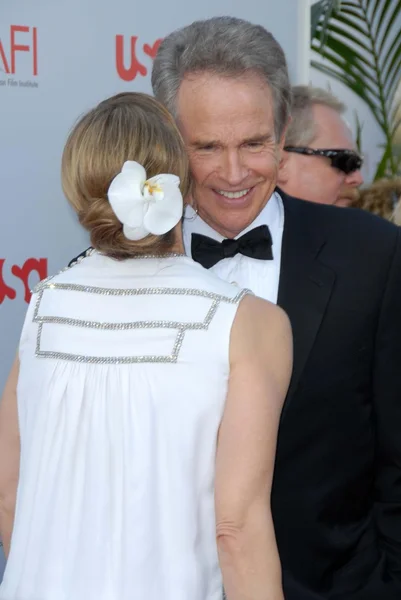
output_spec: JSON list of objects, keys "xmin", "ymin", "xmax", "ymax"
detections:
[
  {"xmin": 285, "ymin": 85, "xmax": 346, "ymax": 146},
  {"xmin": 151, "ymin": 16, "xmax": 291, "ymax": 140}
]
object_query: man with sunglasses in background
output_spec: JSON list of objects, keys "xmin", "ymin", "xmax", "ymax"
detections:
[{"xmin": 278, "ymin": 85, "xmax": 363, "ymax": 207}]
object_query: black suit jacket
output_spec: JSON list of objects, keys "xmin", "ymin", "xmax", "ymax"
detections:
[{"xmin": 273, "ymin": 191, "xmax": 401, "ymax": 599}]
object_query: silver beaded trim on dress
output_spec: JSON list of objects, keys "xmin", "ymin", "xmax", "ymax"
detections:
[{"xmin": 33, "ymin": 277, "xmax": 250, "ymax": 365}]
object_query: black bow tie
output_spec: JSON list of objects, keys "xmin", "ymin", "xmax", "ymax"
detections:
[{"xmin": 191, "ymin": 225, "xmax": 273, "ymax": 269}]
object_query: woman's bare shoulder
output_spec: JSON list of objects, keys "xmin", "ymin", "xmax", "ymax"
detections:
[{"xmin": 234, "ymin": 294, "xmax": 292, "ymax": 344}]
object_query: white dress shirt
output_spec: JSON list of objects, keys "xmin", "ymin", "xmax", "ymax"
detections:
[{"xmin": 183, "ymin": 192, "xmax": 285, "ymax": 303}]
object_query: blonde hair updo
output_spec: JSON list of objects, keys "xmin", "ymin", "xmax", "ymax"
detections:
[{"xmin": 61, "ymin": 92, "xmax": 190, "ymax": 259}]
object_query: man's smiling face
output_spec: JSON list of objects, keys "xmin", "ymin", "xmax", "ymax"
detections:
[{"xmin": 177, "ymin": 71, "xmax": 285, "ymax": 238}]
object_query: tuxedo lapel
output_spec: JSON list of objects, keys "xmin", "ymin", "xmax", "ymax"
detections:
[{"xmin": 277, "ymin": 193, "xmax": 336, "ymax": 416}]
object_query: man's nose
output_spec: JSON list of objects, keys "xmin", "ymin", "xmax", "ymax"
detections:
[
  {"xmin": 346, "ymin": 168, "xmax": 364, "ymax": 187},
  {"xmin": 220, "ymin": 150, "xmax": 249, "ymax": 186}
]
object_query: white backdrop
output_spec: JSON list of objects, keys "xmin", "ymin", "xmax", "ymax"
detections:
[{"xmin": 0, "ymin": 0, "xmax": 309, "ymax": 578}]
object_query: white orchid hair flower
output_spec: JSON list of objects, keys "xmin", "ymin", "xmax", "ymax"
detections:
[{"xmin": 107, "ymin": 161, "xmax": 183, "ymax": 241}]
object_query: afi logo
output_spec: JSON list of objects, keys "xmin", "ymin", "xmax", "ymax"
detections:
[
  {"xmin": 0, "ymin": 25, "xmax": 38, "ymax": 76},
  {"xmin": 115, "ymin": 35, "xmax": 162, "ymax": 81}
]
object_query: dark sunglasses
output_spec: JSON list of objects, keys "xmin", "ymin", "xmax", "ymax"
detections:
[{"xmin": 284, "ymin": 146, "xmax": 363, "ymax": 175}]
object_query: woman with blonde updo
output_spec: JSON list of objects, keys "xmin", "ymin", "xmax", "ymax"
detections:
[{"xmin": 0, "ymin": 93, "xmax": 291, "ymax": 600}]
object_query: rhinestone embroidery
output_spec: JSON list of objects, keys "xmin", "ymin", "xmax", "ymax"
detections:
[
  {"xmin": 32, "ymin": 248, "xmax": 251, "ymax": 364},
  {"xmin": 33, "ymin": 282, "xmax": 250, "ymax": 364}
]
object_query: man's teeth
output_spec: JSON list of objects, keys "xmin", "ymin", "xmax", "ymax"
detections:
[{"xmin": 218, "ymin": 189, "xmax": 250, "ymax": 199}]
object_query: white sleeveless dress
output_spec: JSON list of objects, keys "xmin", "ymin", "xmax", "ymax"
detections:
[{"xmin": 0, "ymin": 251, "xmax": 248, "ymax": 600}]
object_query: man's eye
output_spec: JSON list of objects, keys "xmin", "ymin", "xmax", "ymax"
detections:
[
  {"xmin": 198, "ymin": 145, "xmax": 215, "ymax": 151},
  {"xmin": 246, "ymin": 142, "xmax": 263, "ymax": 148}
]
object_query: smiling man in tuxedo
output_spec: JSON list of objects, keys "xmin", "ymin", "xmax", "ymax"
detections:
[{"xmin": 151, "ymin": 16, "xmax": 401, "ymax": 600}]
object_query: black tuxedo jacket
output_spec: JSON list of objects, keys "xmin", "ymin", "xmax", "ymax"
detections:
[{"xmin": 274, "ymin": 191, "xmax": 401, "ymax": 599}]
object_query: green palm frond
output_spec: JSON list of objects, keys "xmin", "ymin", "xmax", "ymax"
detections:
[
  {"xmin": 354, "ymin": 110, "xmax": 364, "ymax": 154},
  {"xmin": 311, "ymin": 0, "xmax": 401, "ymax": 179},
  {"xmin": 311, "ymin": 0, "xmax": 343, "ymax": 42}
]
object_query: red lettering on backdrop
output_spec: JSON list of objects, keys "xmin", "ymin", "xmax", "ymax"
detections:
[
  {"xmin": 0, "ymin": 39, "xmax": 10, "ymax": 73},
  {"xmin": 11, "ymin": 25, "xmax": 30, "ymax": 73},
  {"xmin": 143, "ymin": 38, "xmax": 162, "ymax": 60},
  {"xmin": 115, "ymin": 36, "xmax": 164, "ymax": 81},
  {"xmin": 0, "ymin": 258, "xmax": 48, "ymax": 304},
  {"xmin": 0, "ymin": 25, "xmax": 38, "ymax": 76},
  {"xmin": 115, "ymin": 35, "xmax": 147, "ymax": 81},
  {"xmin": 11, "ymin": 258, "xmax": 47, "ymax": 303},
  {"xmin": 0, "ymin": 259, "xmax": 17, "ymax": 303}
]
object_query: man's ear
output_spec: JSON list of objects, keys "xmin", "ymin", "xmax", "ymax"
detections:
[
  {"xmin": 276, "ymin": 116, "xmax": 291, "ymax": 182},
  {"xmin": 277, "ymin": 150, "xmax": 290, "ymax": 186},
  {"xmin": 279, "ymin": 116, "xmax": 291, "ymax": 149},
  {"xmin": 183, "ymin": 179, "xmax": 195, "ymax": 207}
]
